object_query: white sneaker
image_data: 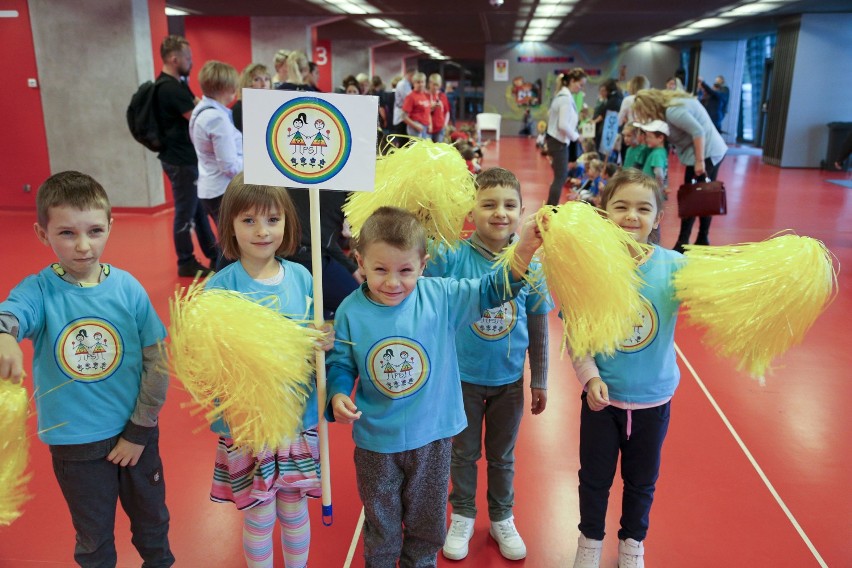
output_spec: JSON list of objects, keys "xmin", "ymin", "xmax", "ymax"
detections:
[
  {"xmin": 618, "ymin": 538, "xmax": 645, "ymax": 568},
  {"xmin": 489, "ymin": 516, "xmax": 527, "ymax": 560},
  {"xmin": 573, "ymin": 534, "xmax": 603, "ymax": 568},
  {"xmin": 443, "ymin": 513, "xmax": 475, "ymax": 560}
]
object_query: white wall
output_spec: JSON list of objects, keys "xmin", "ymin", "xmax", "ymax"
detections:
[
  {"xmin": 251, "ymin": 16, "xmax": 323, "ymax": 71},
  {"xmin": 698, "ymin": 40, "xmax": 745, "ymax": 144},
  {"xmin": 782, "ymin": 13, "xmax": 852, "ymax": 167}
]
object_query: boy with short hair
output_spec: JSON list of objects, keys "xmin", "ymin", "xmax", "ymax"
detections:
[
  {"xmin": 636, "ymin": 120, "xmax": 670, "ymax": 194},
  {"xmin": 425, "ymin": 168, "xmax": 553, "ymax": 561},
  {"xmin": 0, "ymin": 171, "xmax": 174, "ymax": 567},
  {"xmin": 622, "ymin": 124, "xmax": 649, "ymax": 171},
  {"xmin": 327, "ymin": 206, "xmax": 542, "ymax": 567}
]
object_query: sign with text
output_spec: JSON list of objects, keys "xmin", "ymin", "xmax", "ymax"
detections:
[
  {"xmin": 600, "ymin": 110, "xmax": 620, "ymax": 155},
  {"xmin": 243, "ymin": 89, "xmax": 378, "ymax": 191}
]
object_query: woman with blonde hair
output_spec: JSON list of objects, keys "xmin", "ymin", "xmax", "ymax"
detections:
[
  {"xmin": 633, "ymin": 88, "xmax": 727, "ymax": 251},
  {"xmin": 276, "ymin": 50, "xmax": 318, "ymax": 92},
  {"xmin": 271, "ymin": 49, "xmax": 290, "ymax": 88},
  {"xmin": 231, "ymin": 63, "xmax": 272, "ymax": 133}
]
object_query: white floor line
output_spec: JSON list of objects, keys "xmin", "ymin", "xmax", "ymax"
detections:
[
  {"xmin": 343, "ymin": 506, "xmax": 366, "ymax": 568},
  {"xmin": 674, "ymin": 343, "xmax": 828, "ymax": 568}
]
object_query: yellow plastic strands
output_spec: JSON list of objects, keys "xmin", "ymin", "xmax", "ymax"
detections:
[
  {"xmin": 0, "ymin": 381, "xmax": 31, "ymax": 526},
  {"xmin": 167, "ymin": 283, "xmax": 322, "ymax": 454},
  {"xmin": 496, "ymin": 203, "xmax": 648, "ymax": 358},
  {"xmin": 674, "ymin": 234, "xmax": 837, "ymax": 378},
  {"xmin": 343, "ymin": 139, "xmax": 475, "ymax": 251}
]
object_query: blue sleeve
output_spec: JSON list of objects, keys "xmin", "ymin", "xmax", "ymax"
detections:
[
  {"xmin": 446, "ymin": 270, "xmax": 525, "ymax": 329},
  {"xmin": 423, "ymin": 242, "xmax": 454, "ymax": 277},
  {"xmin": 325, "ymin": 310, "xmax": 358, "ymax": 422},
  {"xmin": 0, "ymin": 275, "xmax": 45, "ymax": 341},
  {"xmin": 129, "ymin": 276, "xmax": 166, "ymax": 348}
]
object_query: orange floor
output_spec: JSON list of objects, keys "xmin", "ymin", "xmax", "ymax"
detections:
[{"xmin": 0, "ymin": 138, "xmax": 849, "ymax": 567}]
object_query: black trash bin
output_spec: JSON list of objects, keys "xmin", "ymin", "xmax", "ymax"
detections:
[{"xmin": 823, "ymin": 122, "xmax": 852, "ymax": 171}]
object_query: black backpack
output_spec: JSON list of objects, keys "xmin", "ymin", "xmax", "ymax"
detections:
[{"xmin": 127, "ymin": 77, "xmax": 166, "ymax": 152}]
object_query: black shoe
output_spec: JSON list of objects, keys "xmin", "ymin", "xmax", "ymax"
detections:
[
  {"xmin": 672, "ymin": 241, "xmax": 686, "ymax": 254},
  {"xmin": 177, "ymin": 258, "xmax": 213, "ymax": 278},
  {"xmin": 694, "ymin": 237, "xmax": 710, "ymax": 246}
]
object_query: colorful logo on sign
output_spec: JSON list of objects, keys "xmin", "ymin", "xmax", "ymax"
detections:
[
  {"xmin": 618, "ymin": 300, "xmax": 658, "ymax": 353},
  {"xmin": 471, "ymin": 300, "xmax": 517, "ymax": 341},
  {"xmin": 367, "ymin": 337, "xmax": 430, "ymax": 399},
  {"xmin": 266, "ymin": 97, "xmax": 352, "ymax": 184},
  {"xmin": 54, "ymin": 317, "xmax": 123, "ymax": 382}
]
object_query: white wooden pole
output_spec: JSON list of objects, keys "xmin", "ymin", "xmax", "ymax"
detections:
[{"xmin": 309, "ymin": 186, "xmax": 333, "ymax": 525}]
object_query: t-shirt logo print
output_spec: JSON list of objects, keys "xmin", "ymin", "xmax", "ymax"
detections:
[
  {"xmin": 367, "ymin": 337, "xmax": 430, "ymax": 399},
  {"xmin": 55, "ymin": 317, "xmax": 124, "ymax": 382},
  {"xmin": 618, "ymin": 300, "xmax": 659, "ymax": 354},
  {"xmin": 471, "ymin": 300, "xmax": 517, "ymax": 341}
]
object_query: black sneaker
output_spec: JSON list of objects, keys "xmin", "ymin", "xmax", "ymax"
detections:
[{"xmin": 177, "ymin": 259, "xmax": 213, "ymax": 278}]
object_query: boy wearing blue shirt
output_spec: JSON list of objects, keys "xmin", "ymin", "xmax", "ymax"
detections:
[
  {"xmin": 426, "ymin": 168, "xmax": 553, "ymax": 561},
  {"xmin": 0, "ymin": 171, "xmax": 174, "ymax": 567},
  {"xmin": 327, "ymin": 206, "xmax": 542, "ymax": 567}
]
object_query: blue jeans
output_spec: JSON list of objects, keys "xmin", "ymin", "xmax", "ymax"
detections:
[
  {"xmin": 577, "ymin": 394, "xmax": 670, "ymax": 542},
  {"xmin": 407, "ymin": 123, "xmax": 430, "ymax": 139},
  {"xmin": 449, "ymin": 378, "xmax": 524, "ymax": 522},
  {"xmin": 430, "ymin": 129, "xmax": 445, "ymax": 143},
  {"xmin": 546, "ymin": 135, "xmax": 570, "ymax": 205},
  {"xmin": 161, "ymin": 161, "xmax": 217, "ymax": 266},
  {"xmin": 50, "ymin": 427, "xmax": 174, "ymax": 567}
]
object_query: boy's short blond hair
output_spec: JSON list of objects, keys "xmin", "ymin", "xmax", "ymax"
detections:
[
  {"xmin": 355, "ymin": 207, "xmax": 426, "ymax": 258},
  {"xmin": 36, "ymin": 171, "xmax": 111, "ymax": 228},
  {"xmin": 198, "ymin": 60, "xmax": 238, "ymax": 97},
  {"xmin": 475, "ymin": 167, "xmax": 521, "ymax": 201}
]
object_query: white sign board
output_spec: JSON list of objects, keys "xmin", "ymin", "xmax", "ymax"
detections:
[{"xmin": 243, "ymin": 89, "xmax": 378, "ymax": 191}]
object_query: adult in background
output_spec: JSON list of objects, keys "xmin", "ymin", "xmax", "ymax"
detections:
[
  {"xmin": 618, "ymin": 75, "xmax": 650, "ymax": 164},
  {"xmin": 155, "ymin": 35, "xmax": 216, "ymax": 277},
  {"xmin": 697, "ymin": 76, "xmax": 729, "ymax": 133},
  {"xmin": 592, "ymin": 78, "xmax": 623, "ymax": 154},
  {"xmin": 392, "ymin": 68, "xmax": 416, "ymax": 140},
  {"xmin": 428, "ymin": 73, "xmax": 451, "ymax": 143},
  {"xmin": 633, "ymin": 88, "xmax": 727, "ymax": 252},
  {"xmin": 231, "ymin": 63, "xmax": 272, "ymax": 133},
  {"xmin": 271, "ymin": 49, "xmax": 290, "ymax": 89},
  {"xmin": 276, "ymin": 51, "xmax": 319, "ymax": 92},
  {"xmin": 189, "ymin": 61, "xmax": 242, "ymax": 234},
  {"xmin": 545, "ymin": 68, "xmax": 587, "ymax": 206}
]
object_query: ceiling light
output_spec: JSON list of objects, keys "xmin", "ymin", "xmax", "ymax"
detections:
[
  {"xmin": 665, "ymin": 28, "xmax": 698, "ymax": 37},
  {"xmin": 383, "ymin": 28, "xmax": 402, "ymax": 36},
  {"xmin": 722, "ymin": 2, "xmax": 785, "ymax": 17},
  {"xmin": 336, "ymin": 2, "xmax": 367, "ymax": 15},
  {"xmin": 528, "ymin": 18, "xmax": 560, "ymax": 29},
  {"xmin": 534, "ymin": 5, "xmax": 573, "ymax": 18},
  {"xmin": 687, "ymin": 17, "xmax": 734, "ymax": 29},
  {"xmin": 165, "ymin": 6, "xmax": 190, "ymax": 16},
  {"xmin": 651, "ymin": 35, "xmax": 678, "ymax": 42},
  {"xmin": 365, "ymin": 18, "xmax": 388, "ymax": 28}
]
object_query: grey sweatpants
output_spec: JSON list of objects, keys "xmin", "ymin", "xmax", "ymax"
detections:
[{"xmin": 354, "ymin": 438, "xmax": 452, "ymax": 568}]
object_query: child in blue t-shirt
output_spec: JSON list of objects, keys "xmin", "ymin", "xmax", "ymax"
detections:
[
  {"xmin": 0, "ymin": 171, "xmax": 174, "ymax": 567},
  {"xmin": 424, "ymin": 168, "xmax": 553, "ymax": 562},
  {"xmin": 570, "ymin": 169, "xmax": 684, "ymax": 568},
  {"xmin": 326, "ymin": 206, "xmax": 542, "ymax": 567},
  {"xmin": 636, "ymin": 120, "xmax": 670, "ymax": 197}
]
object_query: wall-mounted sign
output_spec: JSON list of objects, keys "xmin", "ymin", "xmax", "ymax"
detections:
[
  {"xmin": 518, "ymin": 56, "xmax": 574, "ymax": 63},
  {"xmin": 494, "ymin": 59, "xmax": 509, "ymax": 82}
]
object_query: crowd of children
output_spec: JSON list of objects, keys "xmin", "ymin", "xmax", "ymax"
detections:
[{"xmin": 0, "ymin": 65, "xmax": 710, "ymax": 568}]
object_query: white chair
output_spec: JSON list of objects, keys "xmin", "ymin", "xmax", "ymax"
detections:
[{"xmin": 476, "ymin": 112, "xmax": 502, "ymax": 142}]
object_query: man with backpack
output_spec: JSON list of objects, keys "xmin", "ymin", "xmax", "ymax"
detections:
[{"xmin": 155, "ymin": 35, "xmax": 216, "ymax": 277}]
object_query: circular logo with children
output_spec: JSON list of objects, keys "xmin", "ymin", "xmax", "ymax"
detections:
[
  {"xmin": 54, "ymin": 318, "xmax": 123, "ymax": 382},
  {"xmin": 367, "ymin": 337, "xmax": 430, "ymax": 399},
  {"xmin": 617, "ymin": 301, "xmax": 659, "ymax": 354},
  {"xmin": 266, "ymin": 97, "xmax": 352, "ymax": 184},
  {"xmin": 471, "ymin": 300, "xmax": 517, "ymax": 341}
]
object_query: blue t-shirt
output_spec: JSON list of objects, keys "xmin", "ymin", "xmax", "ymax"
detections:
[
  {"xmin": 0, "ymin": 266, "xmax": 166, "ymax": 445},
  {"xmin": 206, "ymin": 258, "xmax": 319, "ymax": 433},
  {"xmin": 425, "ymin": 240, "xmax": 553, "ymax": 386},
  {"xmin": 326, "ymin": 272, "xmax": 524, "ymax": 453},
  {"xmin": 595, "ymin": 246, "xmax": 684, "ymax": 403}
]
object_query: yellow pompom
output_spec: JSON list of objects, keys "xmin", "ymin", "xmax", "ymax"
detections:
[
  {"xmin": 0, "ymin": 381, "xmax": 31, "ymax": 526},
  {"xmin": 674, "ymin": 234, "xmax": 837, "ymax": 378},
  {"xmin": 495, "ymin": 202, "xmax": 648, "ymax": 358},
  {"xmin": 166, "ymin": 281, "xmax": 323, "ymax": 453},
  {"xmin": 343, "ymin": 139, "xmax": 475, "ymax": 251}
]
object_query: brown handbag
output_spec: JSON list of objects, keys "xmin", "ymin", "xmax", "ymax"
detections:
[{"xmin": 677, "ymin": 178, "xmax": 727, "ymax": 218}]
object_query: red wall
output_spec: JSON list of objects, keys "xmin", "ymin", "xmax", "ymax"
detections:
[
  {"xmin": 184, "ymin": 16, "xmax": 252, "ymax": 100},
  {"xmin": 1, "ymin": 0, "xmax": 51, "ymax": 209}
]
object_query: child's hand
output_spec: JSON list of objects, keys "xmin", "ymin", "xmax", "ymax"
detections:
[
  {"xmin": 332, "ymin": 393, "xmax": 362, "ymax": 424},
  {"xmin": 0, "ymin": 333, "xmax": 24, "ymax": 383},
  {"xmin": 585, "ymin": 377, "xmax": 609, "ymax": 411},
  {"xmin": 312, "ymin": 322, "xmax": 335, "ymax": 352},
  {"xmin": 530, "ymin": 388, "xmax": 547, "ymax": 415},
  {"xmin": 517, "ymin": 215, "xmax": 543, "ymax": 256},
  {"xmin": 107, "ymin": 437, "xmax": 145, "ymax": 467}
]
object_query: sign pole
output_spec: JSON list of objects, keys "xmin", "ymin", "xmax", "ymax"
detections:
[{"xmin": 309, "ymin": 186, "xmax": 333, "ymax": 526}]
